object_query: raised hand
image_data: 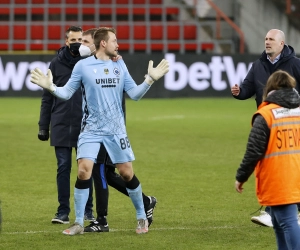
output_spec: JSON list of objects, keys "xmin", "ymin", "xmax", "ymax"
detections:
[
  {"xmin": 145, "ymin": 59, "xmax": 169, "ymax": 85},
  {"xmin": 30, "ymin": 68, "xmax": 56, "ymax": 92}
]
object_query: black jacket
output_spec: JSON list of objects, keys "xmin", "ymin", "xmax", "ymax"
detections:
[
  {"xmin": 234, "ymin": 45, "xmax": 300, "ymax": 108},
  {"xmin": 236, "ymin": 88, "xmax": 300, "ymax": 182},
  {"xmin": 38, "ymin": 46, "xmax": 83, "ymax": 147}
]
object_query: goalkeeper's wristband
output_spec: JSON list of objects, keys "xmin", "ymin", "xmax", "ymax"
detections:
[
  {"xmin": 48, "ymin": 84, "xmax": 56, "ymax": 93},
  {"xmin": 144, "ymin": 74, "xmax": 155, "ymax": 85}
]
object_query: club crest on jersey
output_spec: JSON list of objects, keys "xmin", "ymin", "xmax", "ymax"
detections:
[
  {"xmin": 104, "ymin": 68, "xmax": 109, "ymax": 74},
  {"xmin": 113, "ymin": 68, "xmax": 120, "ymax": 76}
]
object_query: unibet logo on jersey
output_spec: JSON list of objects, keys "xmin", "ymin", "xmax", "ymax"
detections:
[{"xmin": 95, "ymin": 78, "xmax": 120, "ymax": 88}]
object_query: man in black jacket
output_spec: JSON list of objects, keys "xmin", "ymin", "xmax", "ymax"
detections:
[
  {"xmin": 231, "ymin": 29, "xmax": 300, "ymax": 108},
  {"xmin": 38, "ymin": 26, "xmax": 94, "ymax": 224},
  {"xmin": 231, "ymin": 29, "xmax": 300, "ymax": 227}
]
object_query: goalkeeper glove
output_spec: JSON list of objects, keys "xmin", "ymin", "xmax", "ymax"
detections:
[
  {"xmin": 145, "ymin": 59, "xmax": 169, "ymax": 85},
  {"xmin": 30, "ymin": 68, "xmax": 56, "ymax": 92}
]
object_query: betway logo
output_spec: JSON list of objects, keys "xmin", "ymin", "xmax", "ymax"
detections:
[
  {"xmin": 0, "ymin": 55, "xmax": 252, "ymax": 92},
  {"xmin": 164, "ymin": 53, "xmax": 252, "ymax": 91},
  {"xmin": 0, "ymin": 57, "xmax": 50, "ymax": 91}
]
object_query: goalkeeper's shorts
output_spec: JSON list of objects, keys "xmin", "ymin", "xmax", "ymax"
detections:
[{"xmin": 77, "ymin": 132, "xmax": 135, "ymax": 164}]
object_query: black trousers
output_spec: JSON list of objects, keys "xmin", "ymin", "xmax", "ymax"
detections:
[
  {"xmin": 55, "ymin": 146, "xmax": 93, "ymax": 215},
  {"xmin": 92, "ymin": 163, "xmax": 128, "ymax": 217}
]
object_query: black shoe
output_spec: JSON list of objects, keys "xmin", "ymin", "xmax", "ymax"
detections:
[
  {"xmin": 51, "ymin": 213, "xmax": 69, "ymax": 224},
  {"xmin": 145, "ymin": 196, "xmax": 157, "ymax": 227},
  {"xmin": 84, "ymin": 212, "xmax": 95, "ymax": 222},
  {"xmin": 84, "ymin": 220, "xmax": 109, "ymax": 233}
]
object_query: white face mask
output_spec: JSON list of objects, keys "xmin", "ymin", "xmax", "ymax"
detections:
[{"xmin": 79, "ymin": 44, "xmax": 95, "ymax": 57}]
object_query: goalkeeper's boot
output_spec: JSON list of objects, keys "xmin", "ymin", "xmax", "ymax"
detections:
[
  {"xmin": 84, "ymin": 217, "xmax": 109, "ymax": 233},
  {"xmin": 145, "ymin": 196, "xmax": 157, "ymax": 227},
  {"xmin": 136, "ymin": 219, "xmax": 149, "ymax": 234},
  {"xmin": 62, "ymin": 222, "xmax": 84, "ymax": 235}
]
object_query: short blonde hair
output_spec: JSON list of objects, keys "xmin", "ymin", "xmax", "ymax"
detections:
[
  {"xmin": 93, "ymin": 27, "xmax": 116, "ymax": 50},
  {"xmin": 83, "ymin": 28, "xmax": 98, "ymax": 38}
]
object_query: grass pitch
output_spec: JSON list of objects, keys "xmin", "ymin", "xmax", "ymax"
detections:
[{"xmin": 0, "ymin": 97, "xmax": 275, "ymax": 250}]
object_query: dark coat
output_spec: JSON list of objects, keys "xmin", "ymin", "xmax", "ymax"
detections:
[
  {"xmin": 236, "ymin": 88, "xmax": 300, "ymax": 182},
  {"xmin": 38, "ymin": 46, "xmax": 83, "ymax": 147},
  {"xmin": 234, "ymin": 45, "xmax": 300, "ymax": 108}
]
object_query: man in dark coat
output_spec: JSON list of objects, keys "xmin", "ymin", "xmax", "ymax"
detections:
[
  {"xmin": 38, "ymin": 26, "xmax": 94, "ymax": 224},
  {"xmin": 231, "ymin": 29, "xmax": 300, "ymax": 227},
  {"xmin": 231, "ymin": 29, "xmax": 300, "ymax": 108}
]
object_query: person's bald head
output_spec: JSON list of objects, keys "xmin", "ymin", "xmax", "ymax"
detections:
[
  {"xmin": 267, "ymin": 29, "xmax": 285, "ymax": 42},
  {"xmin": 265, "ymin": 29, "xmax": 285, "ymax": 61}
]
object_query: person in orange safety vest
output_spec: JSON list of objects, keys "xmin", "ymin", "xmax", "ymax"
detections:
[{"xmin": 235, "ymin": 70, "xmax": 300, "ymax": 250}]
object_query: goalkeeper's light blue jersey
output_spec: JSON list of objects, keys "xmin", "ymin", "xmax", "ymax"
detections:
[{"xmin": 52, "ymin": 56, "xmax": 150, "ymax": 135}]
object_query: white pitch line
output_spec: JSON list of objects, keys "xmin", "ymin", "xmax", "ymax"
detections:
[
  {"xmin": 149, "ymin": 115, "xmax": 185, "ymax": 120},
  {"xmin": 0, "ymin": 225, "xmax": 261, "ymax": 235}
]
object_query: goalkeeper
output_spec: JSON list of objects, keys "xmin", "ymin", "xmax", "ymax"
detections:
[{"xmin": 30, "ymin": 27, "xmax": 169, "ymax": 236}]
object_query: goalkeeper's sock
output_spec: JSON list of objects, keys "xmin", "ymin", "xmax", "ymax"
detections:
[
  {"xmin": 74, "ymin": 178, "xmax": 90, "ymax": 227},
  {"xmin": 125, "ymin": 175, "xmax": 146, "ymax": 220}
]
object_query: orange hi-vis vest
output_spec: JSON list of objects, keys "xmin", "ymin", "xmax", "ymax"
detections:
[{"xmin": 253, "ymin": 102, "xmax": 300, "ymax": 206}]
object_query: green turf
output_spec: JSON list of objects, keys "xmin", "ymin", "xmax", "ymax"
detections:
[{"xmin": 0, "ymin": 97, "xmax": 276, "ymax": 250}]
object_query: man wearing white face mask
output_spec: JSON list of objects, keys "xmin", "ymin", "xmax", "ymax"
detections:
[
  {"xmin": 38, "ymin": 26, "xmax": 95, "ymax": 224},
  {"xmin": 79, "ymin": 30, "xmax": 96, "ymax": 57}
]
